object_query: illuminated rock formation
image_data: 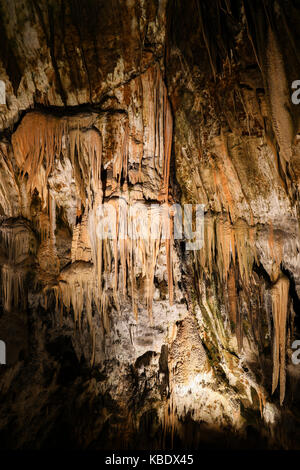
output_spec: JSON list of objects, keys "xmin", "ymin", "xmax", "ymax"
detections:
[{"xmin": 0, "ymin": 0, "xmax": 300, "ymax": 450}]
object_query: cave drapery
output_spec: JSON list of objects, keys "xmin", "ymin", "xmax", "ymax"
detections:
[{"xmin": 0, "ymin": 0, "xmax": 300, "ymax": 450}]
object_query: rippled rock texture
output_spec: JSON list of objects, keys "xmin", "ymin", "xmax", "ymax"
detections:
[{"xmin": 0, "ymin": 0, "xmax": 300, "ymax": 450}]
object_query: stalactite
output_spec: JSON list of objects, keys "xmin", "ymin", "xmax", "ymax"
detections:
[
  {"xmin": 11, "ymin": 65, "xmax": 175, "ymax": 339},
  {"xmin": 195, "ymin": 215, "xmax": 257, "ymax": 350},
  {"xmin": 12, "ymin": 112, "xmax": 101, "ymax": 209},
  {"xmin": 0, "ymin": 220, "xmax": 36, "ymax": 311},
  {"xmin": 265, "ymin": 27, "xmax": 293, "ymax": 172},
  {"xmin": 216, "ymin": 217, "xmax": 232, "ymax": 282},
  {"xmin": 271, "ymin": 275, "xmax": 289, "ymax": 405},
  {"xmin": 1, "ymin": 264, "xmax": 24, "ymax": 312},
  {"xmin": 68, "ymin": 127, "xmax": 103, "ymax": 205},
  {"xmin": 36, "ymin": 190, "xmax": 60, "ymax": 287},
  {"xmin": 162, "ymin": 80, "xmax": 173, "ymax": 203},
  {"xmin": 228, "ymin": 264, "xmax": 237, "ymax": 326},
  {"xmin": 268, "ymin": 222, "xmax": 283, "ymax": 282},
  {"xmin": 0, "ymin": 220, "xmax": 36, "ymax": 263},
  {"xmin": 140, "ymin": 65, "xmax": 174, "ymax": 309},
  {"xmin": 12, "ymin": 113, "xmax": 66, "ymax": 206},
  {"xmin": 0, "ymin": 144, "xmax": 20, "ymax": 217},
  {"xmin": 197, "ymin": 216, "xmax": 256, "ymax": 283}
]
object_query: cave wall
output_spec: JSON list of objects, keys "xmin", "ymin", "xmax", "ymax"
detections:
[{"xmin": 0, "ymin": 0, "xmax": 300, "ymax": 450}]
